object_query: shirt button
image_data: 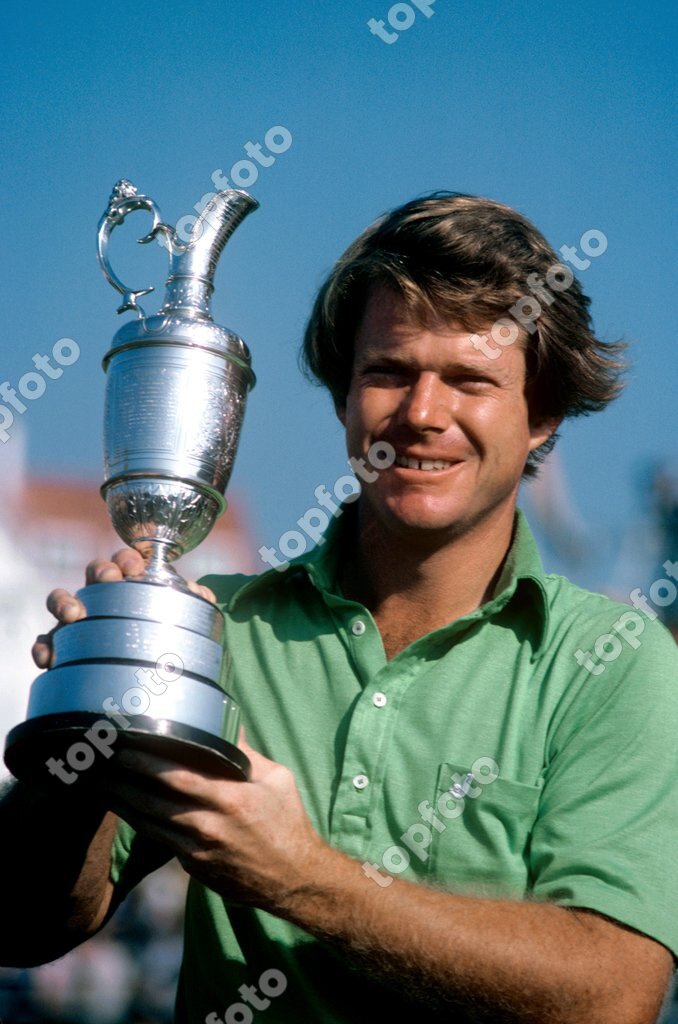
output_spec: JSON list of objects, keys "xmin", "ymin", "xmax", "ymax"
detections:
[
  {"xmin": 353, "ymin": 773, "xmax": 369, "ymax": 790},
  {"xmin": 352, "ymin": 620, "xmax": 366, "ymax": 636},
  {"xmin": 372, "ymin": 692, "xmax": 387, "ymax": 708}
]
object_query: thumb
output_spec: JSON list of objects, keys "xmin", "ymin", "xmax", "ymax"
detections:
[
  {"xmin": 238, "ymin": 725, "xmax": 258, "ymax": 756},
  {"xmin": 237, "ymin": 727, "xmax": 269, "ymax": 770}
]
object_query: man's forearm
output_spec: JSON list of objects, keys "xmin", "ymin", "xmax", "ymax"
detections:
[
  {"xmin": 0, "ymin": 777, "xmax": 118, "ymax": 966},
  {"xmin": 274, "ymin": 844, "xmax": 668, "ymax": 1024}
]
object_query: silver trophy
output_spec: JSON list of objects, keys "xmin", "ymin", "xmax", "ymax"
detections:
[{"xmin": 5, "ymin": 180, "xmax": 258, "ymax": 785}]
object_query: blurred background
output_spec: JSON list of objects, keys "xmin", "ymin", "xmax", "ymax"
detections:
[{"xmin": 1, "ymin": 0, "xmax": 676, "ymax": 1020}]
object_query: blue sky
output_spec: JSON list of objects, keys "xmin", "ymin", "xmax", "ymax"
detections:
[{"xmin": 1, "ymin": 0, "xmax": 675, "ymax": 592}]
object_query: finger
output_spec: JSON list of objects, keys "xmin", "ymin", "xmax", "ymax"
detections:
[
  {"xmin": 111, "ymin": 548, "xmax": 146, "ymax": 577},
  {"xmin": 186, "ymin": 580, "xmax": 217, "ymax": 604},
  {"xmin": 106, "ymin": 798, "xmax": 205, "ymax": 870},
  {"xmin": 46, "ymin": 588, "xmax": 86, "ymax": 623},
  {"xmin": 85, "ymin": 559, "xmax": 125, "ymax": 585},
  {"xmin": 236, "ymin": 734, "xmax": 269, "ymax": 777},
  {"xmin": 100, "ymin": 784, "xmax": 182, "ymax": 845},
  {"xmin": 115, "ymin": 747, "xmax": 243, "ymax": 791},
  {"xmin": 115, "ymin": 748, "xmax": 177, "ymax": 776},
  {"xmin": 32, "ymin": 631, "xmax": 56, "ymax": 669},
  {"xmin": 237, "ymin": 728, "xmax": 261, "ymax": 761},
  {"xmin": 116, "ymin": 748, "xmax": 223, "ymax": 788},
  {"xmin": 97, "ymin": 761, "xmax": 189, "ymax": 826}
]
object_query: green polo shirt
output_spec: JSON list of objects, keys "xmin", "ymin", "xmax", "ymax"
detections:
[{"xmin": 111, "ymin": 509, "xmax": 678, "ymax": 1023}]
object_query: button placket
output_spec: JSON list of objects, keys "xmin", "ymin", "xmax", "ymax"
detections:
[{"xmin": 329, "ymin": 638, "xmax": 418, "ymax": 851}]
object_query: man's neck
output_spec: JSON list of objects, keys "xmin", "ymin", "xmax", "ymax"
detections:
[{"xmin": 339, "ymin": 501, "xmax": 518, "ymax": 651}]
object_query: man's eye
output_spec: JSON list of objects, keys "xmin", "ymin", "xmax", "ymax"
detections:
[
  {"xmin": 453, "ymin": 375, "xmax": 494, "ymax": 389},
  {"xmin": 363, "ymin": 366, "xmax": 405, "ymax": 380}
]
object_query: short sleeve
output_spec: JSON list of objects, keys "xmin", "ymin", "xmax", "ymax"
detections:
[
  {"xmin": 529, "ymin": 616, "xmax": 678, "ymax": 956},
  {"xmin": 109, "ymin": 818, "xmax": 137, "ymax": 887}
]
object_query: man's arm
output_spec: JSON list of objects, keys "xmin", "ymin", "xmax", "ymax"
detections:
[
  {"xmin": 105, "ymin": 742, "xmax": 673, "ymax": 1024},
  {"xmin": 0, "ymin": 777, "xmax": 119, "ymax": 966},
  {"xmin": 279, "ymin": 836, "xmax": 673, "ymax": 1024},
  {"xmin": 0, "ymin": 776, "xmax": 175, "ymax": 967},
  {"xmin": 0, "ymin": 561, "xmax": 176, "ymax": 968}
]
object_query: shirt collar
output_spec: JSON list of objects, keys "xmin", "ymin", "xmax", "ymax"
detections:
[{"xmin": 231, "ymin": 506, "xmax": 550, "ymax": 648}]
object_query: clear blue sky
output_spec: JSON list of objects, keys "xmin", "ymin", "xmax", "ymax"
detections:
[{"xmin": 1, "ymin": 0, "xmax": 675, "ymax": 591}]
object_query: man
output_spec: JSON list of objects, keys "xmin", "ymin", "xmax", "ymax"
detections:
[{"xmin": 2, "ymin": 193, "xmax": 677, "ymax": 1023}]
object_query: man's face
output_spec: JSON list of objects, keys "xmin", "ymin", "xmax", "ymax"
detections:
[{"xmin": 338, "ymin": 285, "xmax": 556, "ymax": 541}]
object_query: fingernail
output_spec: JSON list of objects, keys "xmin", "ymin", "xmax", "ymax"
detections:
[{"xmin": 96, "ymin": 566, "xmax": 118, "ymax": 580}]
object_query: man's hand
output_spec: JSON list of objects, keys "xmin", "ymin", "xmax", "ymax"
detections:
[
  {"xmin": 31, "ymin": 548, "xmax": 217, "ymax": 669},
  {"xmin": 99, "ymin": 736, "xmax": 328, "ymax": 910}
]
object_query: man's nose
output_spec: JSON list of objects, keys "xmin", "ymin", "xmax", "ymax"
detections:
[{"xmin": 399, "ymin": 373, "xmax": 451, "ymax": 432}]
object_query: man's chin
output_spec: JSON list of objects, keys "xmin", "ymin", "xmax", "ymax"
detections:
[{"xmin": 375, "ymin": 497, "xmax": 475, "ymax": 540}]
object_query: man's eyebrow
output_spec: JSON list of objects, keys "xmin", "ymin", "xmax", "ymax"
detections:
[
  {"xmin": 355, "ymin": 348, "xmax": 505, "ymax": 374},
  {"xmin": 355, "ymin": 350, "xmax": 418, "ymax": 367}
]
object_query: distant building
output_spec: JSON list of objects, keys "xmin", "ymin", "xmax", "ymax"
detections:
[{"xmin": 16, "ymin": 476, "xmax": 256, "ymax": 595}]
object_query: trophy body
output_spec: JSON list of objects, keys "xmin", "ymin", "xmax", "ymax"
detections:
[{"xmin": 4, "ymin": 181, "xmax": 258, "ymax": 785}]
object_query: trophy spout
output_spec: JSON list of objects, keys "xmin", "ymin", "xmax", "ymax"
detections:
[{"xmin": 163, "ymin": 190, "xmax": 259, "ymax": 320}]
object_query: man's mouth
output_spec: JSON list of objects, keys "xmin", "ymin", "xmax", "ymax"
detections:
[{"xmin": 394, "ymin": 454, "xmax": 456, "ymax": 472}]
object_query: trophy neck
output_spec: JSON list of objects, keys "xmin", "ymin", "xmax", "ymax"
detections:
[
  {"xmin": 134, "ymin": 539, "xmax": 190, "ymax": 590},
  {"xmin": 159, "ymin": 275, "xmax": 213, "ymax": 320}
]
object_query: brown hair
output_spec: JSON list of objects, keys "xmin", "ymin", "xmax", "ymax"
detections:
[{"xmin": 301, "ymin": 192, "xmax": 626, "ymax": 476}]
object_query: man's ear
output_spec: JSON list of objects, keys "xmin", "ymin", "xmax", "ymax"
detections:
[
  {"xmin": 528, "ymin": 416, "xmax": 562, "ymax": 453},
  {"xmin": 335, "ymin": 403, "xmax": 347, "ymax": 427}
]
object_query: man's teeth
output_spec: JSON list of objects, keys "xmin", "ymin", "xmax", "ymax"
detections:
[{"xmin": 395, "ymin": 455, "xmax": 453, "ymax": 471}]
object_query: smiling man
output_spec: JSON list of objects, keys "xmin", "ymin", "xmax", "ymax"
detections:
[{"xmin": 2, "ymin": 193, "xmax": 678, "ymax": 1024}]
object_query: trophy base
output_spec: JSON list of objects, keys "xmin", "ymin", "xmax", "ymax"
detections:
[
  {"xmin": 5, "ymin": 712, "xmax": 250, "ymax": 790},
  {"xmin": 4, "ymin": 579, "xmax": 250, "ymax": 792}
]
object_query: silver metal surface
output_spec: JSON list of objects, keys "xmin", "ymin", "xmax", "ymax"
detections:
[
  {"xmin": 96, "ymin": 180, "xmax": 257, "ymax": 579},
  {"xmin": 26, "ymin": 665, "xmax": 240, "ymax": 743},
  {"xmin": 95, "ymin": 180, "xmax": 165, "ymax": 315},
  {"xmin": 76, "ymin": 579, "xmax": 225, "ymax": 643},
  {"xmin": 52, "ymin": 619, "xmax": 223, "ymax": 686},
  {"xmin": 103, "ymin": 345, "xmax": 251, "ymax": 501},
  {"xmin": 4, "ymin": 180, "xmax": 256, "ymax": 781}
]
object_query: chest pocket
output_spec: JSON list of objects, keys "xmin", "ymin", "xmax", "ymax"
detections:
[{"xmin": 426, "ymin": 761, "xmax": 542, "ymax": 899}]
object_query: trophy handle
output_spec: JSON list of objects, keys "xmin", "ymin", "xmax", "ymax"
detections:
[{"xmin": 96, "ymin": 179, "xmax": 176, "ymax": 317}]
